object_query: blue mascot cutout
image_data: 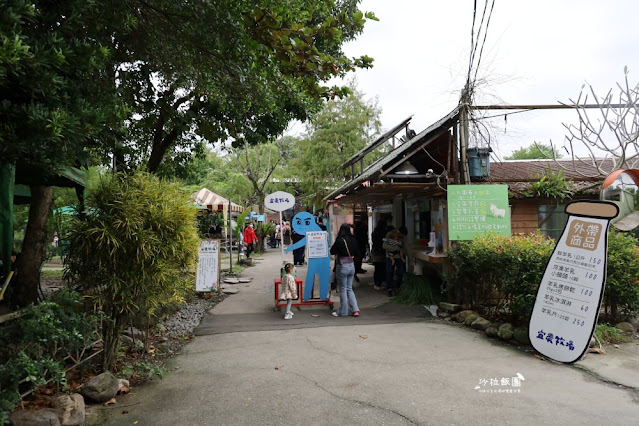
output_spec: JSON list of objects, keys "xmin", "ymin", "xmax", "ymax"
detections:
[{"xmin": 286, "ymin": 212, "xmax": 330, "ymax": 300}]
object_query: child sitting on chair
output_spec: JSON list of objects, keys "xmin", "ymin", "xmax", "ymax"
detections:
[{"xmin": 280, "ymin": 263, "xmax": 298, "ymax": 320}]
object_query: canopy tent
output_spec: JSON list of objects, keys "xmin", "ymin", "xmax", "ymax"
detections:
[
  {"xmin": 1, "ymin": 163, "xmax": 87, "ymax": 281},
  {"xmin": 192, "ymin": 188, "xmax": 244, "ymax": 213}
]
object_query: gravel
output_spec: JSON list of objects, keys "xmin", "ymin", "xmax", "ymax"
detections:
[{"xmin": 162, "ymin": 296, "xmax": 222, "ymax": 336}]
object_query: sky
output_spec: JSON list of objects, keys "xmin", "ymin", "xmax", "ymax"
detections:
[{"xmin": 311, "ymin": 0, "xmax": 639, "ymax": 161}]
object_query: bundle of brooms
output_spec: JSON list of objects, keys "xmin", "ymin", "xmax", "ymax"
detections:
[{"xmin": 392, "ymin": 273, "xmax": 441, "ymax": 306}]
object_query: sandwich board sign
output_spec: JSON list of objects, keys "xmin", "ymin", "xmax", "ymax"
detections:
[
  {"xmin": 196, "ymin": 239, "xmax": 220, "ymax": 293},
  {"xmin": 528, "ymin": 200, "xmax": 618, "ymax": 363}
]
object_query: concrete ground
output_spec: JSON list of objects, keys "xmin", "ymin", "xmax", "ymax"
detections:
[{"xmin": 91, "ymin": 247, "xmax": 639, "ymax": 425}]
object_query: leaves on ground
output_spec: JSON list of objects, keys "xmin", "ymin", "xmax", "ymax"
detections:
[{"xmin": 359, "ymin": 335, "xmax": 368, "ymax": 339}]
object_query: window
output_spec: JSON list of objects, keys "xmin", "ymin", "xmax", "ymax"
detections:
[{"xmin": 538, "ymin": 204, "xmax": 568, "ymax": 241}]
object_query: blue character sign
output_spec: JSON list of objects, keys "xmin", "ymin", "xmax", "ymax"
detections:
[{"xmin": 285, "ymin": 212, "xmax": 330, "ymax": 300}]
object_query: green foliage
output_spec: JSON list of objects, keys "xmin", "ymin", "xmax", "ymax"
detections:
[
  {"xmin": 120, "ymin": 361, "xmax": 168, "ymax": 381},
  {"xmin": 447, "ymin": 230, "xmax": 639, "ymax": 324},
  {"xmin": 505, "ymin": 143, "xmax": 561, "ymax": 160},
  {"xmin": 605, "ymin": 230, "xmax": 639, "ymax": 318},
  {"xmin": 0, "ymin": 0, "xmax": 120, "ymax": 172},
  {"xmin": 392, "ymin": 273, "xmax": 441, "ymax": 306},
  {"xmin": 0, "ymin": 290, "xmax": 99, "ymax": 419},
  {"xmin": 196, "ymin": 213, "xmax": 224, "ymax": 238},
  {"xmin": 447, "ymin": 233, "xmax": 556, "ymax": 324},
  {"xmin": 293, "ymin": 81, "xmax": 382, "ymax": 208},
  {"xmin": 529, "ymin": 169, "xmax": 575, "ymax": 200},
  {"xmin": 64, "ymin": 171, "xmax": 199, "ymax": 370},
  {"xmin": 595, "ymin": 323, "xmax": 633, "ymax": 344}
]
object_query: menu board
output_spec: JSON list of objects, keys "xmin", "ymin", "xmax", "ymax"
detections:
[
  {"xmin": 306, "ymin": 231, "xmax": 328, "ymax": 258},
  {"xmin": 529, "ymin": 201, "xmax": 618, "ymax": 363},
  {"xmin": 196, "ymin": 239, "xmax": 220, "ymax": 292},
  {"xmin": 447, "ymin": 185, "xmax": 510, "ymax": 240}
]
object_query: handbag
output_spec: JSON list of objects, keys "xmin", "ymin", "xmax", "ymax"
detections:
[{"xmin": 338, "ymin": 238, "xmax": 354, "ymax": 265}]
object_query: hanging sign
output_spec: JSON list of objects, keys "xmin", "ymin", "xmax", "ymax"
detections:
[
  {"xmin": 196, "ymin": 239, "xmax": 220, "ymax": 292},
  {"xmin": 528, "ymin": 200, "xmax": 618, "ymax": 363},
  {"xmin": 265, "ymin": 191, "xmax": 295, "ymax": 212},
  {"xmin": 447, "ymin": 185, "xmax": 510, "ymax": 240},
  {"xmin": 306, "ymin": 231, "xmax": 328, "ymax": 258}
]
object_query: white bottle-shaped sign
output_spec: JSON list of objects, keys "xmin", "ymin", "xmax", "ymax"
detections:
[{"xmin": 529, "ymin": 200, "xmax": 618, "ymax": 363}]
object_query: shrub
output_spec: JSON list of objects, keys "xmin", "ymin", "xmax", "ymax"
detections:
[
  {"xmin": 446, "ymin": 233, "xmax": 555, "ymax": 324},
  {"xmin": 605, "ymin": 230, "xmax": 639, "ymax": 320},
  {"xmin": 64, "ymin": 171, "xmax": 199, "ymax": 371},
  {"xmin": 0, "ymin": 290, "xmax": 99, "ymax": 422}
]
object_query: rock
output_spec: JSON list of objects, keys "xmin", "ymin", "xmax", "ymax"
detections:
[
  {"xmin": 464, "ymin": 313, "xmax": 479, "ymax": 326},
  {"xmin": 437, "ymin": 311, "xmax": 450, "ymax": 319},
  {"xmin": 627, "ymin": 316, "xmax": 639, "ymax": 329},
  {"xmin": 457, "ymin": 310, "xmax": 476, "ymax": 322},
  {"xmin": 223, "ymin": 278, "xmax": 240, "ymax": 284},
  {"xmin": 438, "ymin": 302, "xmax": 461, "ymax": 313},
  {"xmin": 120, "ymin": 335, "xmax": 134, "ymax": 348},
  {"xmin": 498, "ymin": 323, "xmax": 513, "ymax": 340},
  {"xmin": 615, "ymin": 322, "xmax": 635, "ymax": 332},
  {"xmin": 485, "ymin": 325, "xmax": 499, "ymax": 337},
  {"xmin": 513, "ymin": 327, "xmax": 531, "ymax": 345},
  {"xmin": 450, "ymin": 313, "xmax": 459, "ymax": 322},
  {"xmin": 122, "ymin": 327, "xmax": 146, "ymax": 341},
  {"xmin": 82, "ymin": 372, "xmax": 120, "ymax": 403},
  {"xmin": 222, "ymin": 288, "xmax": 239, "ymax": 294},
  {"xmin": 238, "ymin": 278, "xmax": 252, "ymax": 283},
  {"xmin": 9, "ymin": 409, "xmax": 61, "ymax": 426},
  {"xmin": 589, "ymin": 337, "xmax": 597, "ymax": 348},
  {"xmin": 471, "ymin": 317, "xmax": 491, "ymax": 331},
  {"xmin": 51, "ymin": 394, "xmax": 85, "ymax": 426},
  {"xmin": 118, "ymin": 379, "xmax": 130, "ymax": 392}
]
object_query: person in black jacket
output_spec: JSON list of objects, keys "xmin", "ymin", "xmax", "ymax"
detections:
[{"xmin": 330, "ymin": 223, "xmax": 361, "ymax": 317}]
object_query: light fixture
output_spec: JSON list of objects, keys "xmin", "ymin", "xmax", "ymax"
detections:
[{"xmin": 395, "ymin": 160, "xmax": 419, "ymax": 175}]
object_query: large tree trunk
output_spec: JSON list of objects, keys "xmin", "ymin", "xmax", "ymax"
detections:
[{"xmin": 13, "ymin": 185, "xmax": 53, "ymax": 308}]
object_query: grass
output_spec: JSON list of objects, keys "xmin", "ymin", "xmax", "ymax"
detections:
[
  {"xmin": 40, "ymin": 269, "xmax": 64, "ymax": 280},
  {"xmin": 595, "ymin": 323, "xmax": 633, "ymax": 344},
  {"xmin": 392, "ymin": 273, "xmax": 442, "ymax": 306}
]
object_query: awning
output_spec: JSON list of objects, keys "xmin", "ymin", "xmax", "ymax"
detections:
[{"xmin": 192, "ymin": 188, "xmax": 244, "ymax": 213}]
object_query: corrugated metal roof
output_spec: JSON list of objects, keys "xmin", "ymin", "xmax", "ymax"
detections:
[
  {"xmin": 325, "ymin": 107, "xmax": 460, "ymax": 202},
  {"xmin": 341, "ymin": 116, "xmax": 413, "ymax": 169}
]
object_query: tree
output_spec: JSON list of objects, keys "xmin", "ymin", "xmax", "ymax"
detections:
[
  {"xmin": 1, "ymin": 0, "xmax": 121, "ymax": 307},
  {"xmin": 109, "ymin": 0, "xmax": 378, "ymax": 173},
  {"xmin": 554, "ymin": 68, "xmax": 639, "ymax": 176},
  {"xmin": 64, "ymin": 172, "xmax": 199, "ymax": 371},
  {"xmin": 293, "ymin": 82, "xmax": 382, "ymax": 208},
  {"xmin": 505, "ymin": 143, "xmax": 561, "ymax": 160}
]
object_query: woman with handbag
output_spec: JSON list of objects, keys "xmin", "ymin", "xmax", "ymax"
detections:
[{"xmin": 330, "ymin": 223, "xmax": 361, "ymax": 317}]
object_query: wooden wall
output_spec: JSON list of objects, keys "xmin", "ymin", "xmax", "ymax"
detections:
[{"xmin": 510, "ymin": 199, "xmax": 539, "ymax": 235}]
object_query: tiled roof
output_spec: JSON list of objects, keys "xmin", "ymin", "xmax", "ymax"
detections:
[{"xmin": 487, "ymin": 158, "xmax": 615, "ymax": 182}]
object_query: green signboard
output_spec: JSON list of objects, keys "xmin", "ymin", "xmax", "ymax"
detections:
[{"xmin": 448, "ymin": 184, "xmax": 511, "ymax": 240}]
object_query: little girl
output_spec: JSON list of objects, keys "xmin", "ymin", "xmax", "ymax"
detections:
[{"xmin": 280, "ymin": 263, "xmax": 298, "ymax": 320}]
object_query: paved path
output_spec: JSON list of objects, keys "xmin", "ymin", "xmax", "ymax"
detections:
[{"xmin": 92, "ymin": 248, "xmax": 639, "ymax": 425}]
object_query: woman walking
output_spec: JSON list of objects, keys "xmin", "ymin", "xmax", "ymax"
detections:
[{"xmin": 330, "ymin": 223, "xmax": 361, "ymax": 317}]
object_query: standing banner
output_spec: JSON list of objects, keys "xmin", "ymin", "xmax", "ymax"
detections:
[
  {"xmin": 196, "ymin": 239, "xmax": 220, "ymax": 293},
  {"xmin": 529, "ymin": 200, "xmax": 618, "ymax": 363}
]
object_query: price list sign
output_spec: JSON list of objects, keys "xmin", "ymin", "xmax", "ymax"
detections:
[
  {"xmin": 196, "ymin": 239, "xmax": 220, "ymax": 292},
  {"xmin": 306, "ymin": 231, "xmax": 328, "ymax": 258},
  {"xmin": 447, "ymin": 185, "xmax": 510, "ymax": 240},
  {"xmin": 529, "ymin": 201, "xmax": 619, "ymax": 363}
]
